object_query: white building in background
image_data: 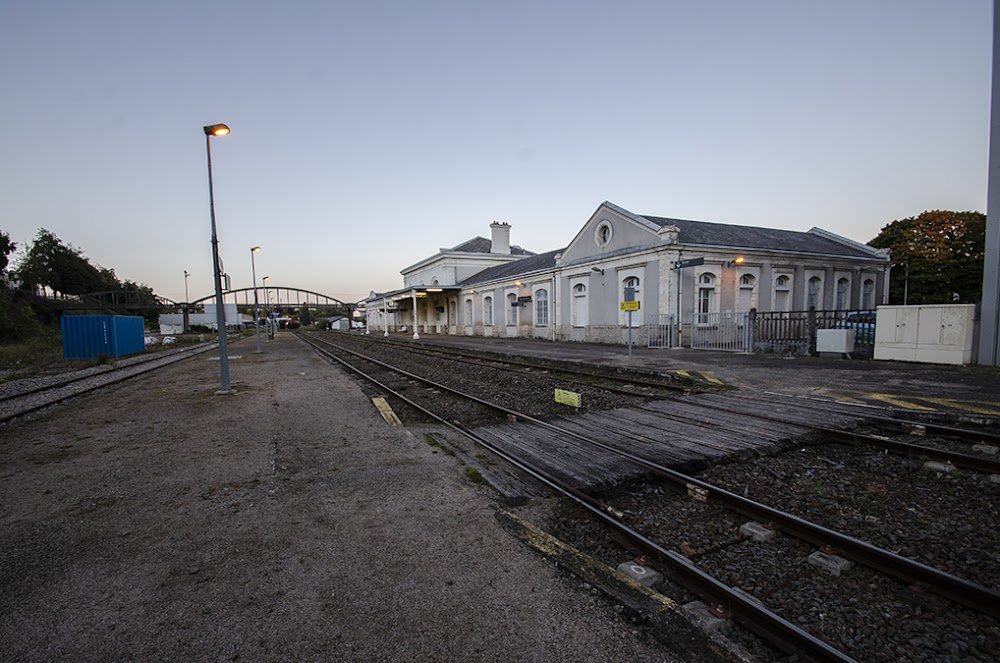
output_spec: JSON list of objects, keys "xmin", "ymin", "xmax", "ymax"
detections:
[
  {"xmin": 158, "ymin": 303, "xmax": 244, "ymax": 334},
  {"xmin": 365, "ymin": 201, "xmax": 891, "ymax": 346}
]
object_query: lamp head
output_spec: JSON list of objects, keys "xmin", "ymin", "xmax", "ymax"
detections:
[
  {"xmin": 204, "ymin": 123, "xmax": 231, "ymax": 136},
  {"xmin": 251, "ymin": 246, "xmax": 261, "ymax": 253}
]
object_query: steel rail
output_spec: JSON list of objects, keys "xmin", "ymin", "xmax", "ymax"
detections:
[
  {"xmin": 677, "ymin": 396, "xmax": 1000, "ymax": 475},
  {"xmin": 297, "ymin": 332, "xmax": 858, "ymax": 663},
  {"xmin": 0, "ymin": 344, "xmax": 216, "ymax": 424},
  {"xmin": 336, "ymin": 332, "xmax": 696, "ymax": 394},
  {"xmin": 301, "ymin": 331, "xmax": 1000, "ymax": 621},
  {"xmin": 752, "ymin": 391, "xmax": 1000, "ymax": 444},
  {"xmin": 823, "ymin": 429, "xmax": 1000, "ymax": 475}
]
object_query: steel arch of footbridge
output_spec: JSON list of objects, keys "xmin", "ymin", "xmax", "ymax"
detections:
[{"xmin": 190, "ymin": 286, "xmax": 354, "ymax": 311}]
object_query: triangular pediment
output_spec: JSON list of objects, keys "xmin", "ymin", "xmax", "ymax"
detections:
[{"xmin": 559, "ymin": 201, "xmax": 664, "ymax": 264}]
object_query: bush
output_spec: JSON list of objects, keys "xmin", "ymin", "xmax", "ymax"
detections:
[{"xmin": 0, "ymin": 290, "xmax": 42, "ymax": 341}]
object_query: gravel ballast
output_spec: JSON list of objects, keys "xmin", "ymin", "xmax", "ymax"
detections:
[{"xmin": 0, "ymin": 333, "xmax": 679, "ymax": 662}]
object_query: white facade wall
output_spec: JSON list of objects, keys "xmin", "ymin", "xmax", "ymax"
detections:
[{"xmin": 367, "ymin": 203, "xmax": 890, "ymax": 347}]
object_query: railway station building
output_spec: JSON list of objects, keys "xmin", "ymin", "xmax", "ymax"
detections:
[{"xmin": 365, "ymin": 201, "xmax": 891, "ymax": 348}]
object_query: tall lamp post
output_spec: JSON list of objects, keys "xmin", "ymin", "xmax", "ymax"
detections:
[
  {"xmin": 262, "ymin": 275, "xmax": 270, "ymax": 343},
  {"xmin": 183, "ymin": 269, "xmax": 191, "ymax": 333},
  {"xmin": 204, "ymin": 122, "xmax": 234, "ymax": 395},
  {"xmin": 251, "ymin": 246, "xmax": 262, "ymax": 352}
]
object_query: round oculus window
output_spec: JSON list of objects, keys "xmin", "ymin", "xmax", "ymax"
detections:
[{"xmin": 595, "ymin": 220, "xmax": 613, "ymax": 247}]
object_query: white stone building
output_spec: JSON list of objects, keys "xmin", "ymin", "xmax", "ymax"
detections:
[{"xmin": 365, "ymin": 201, "xmax": 890, "ymax": 347}]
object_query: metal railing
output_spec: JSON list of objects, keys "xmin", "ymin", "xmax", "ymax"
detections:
[
  {"xmin": 749, "ymin": 308, "xmax": 876, "ymax": 357},
  {"xmin": 646, "ymin": 314, "xmax": 677, "ymax": 348},
  {"xmin": 690, "ymin": 311, "xmax": 752, "ymax": 352}
]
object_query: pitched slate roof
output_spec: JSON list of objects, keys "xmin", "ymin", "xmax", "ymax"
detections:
[
  {"xmin": 640, "ymin": 215, "xmax": 878, "ymax": 258},
  {"xmin": 460, "ymin": 249, "xmax": 563, "ymax": 286},
  {"xmin": 449, "ymin": 236, "xmax": 533, "ymax": 256}
]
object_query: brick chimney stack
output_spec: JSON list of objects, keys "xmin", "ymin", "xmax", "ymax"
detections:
[{"xmin": 490, "ymin": 222, "xmax": 511, "ymax": 255}]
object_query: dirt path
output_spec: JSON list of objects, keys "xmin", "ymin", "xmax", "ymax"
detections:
[{"xmin": 0, "ymin": 333, "xmax": 677, "ymax": 662}]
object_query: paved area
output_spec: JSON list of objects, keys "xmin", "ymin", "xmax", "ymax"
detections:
[
  {"xmin": 0, "ymin": 333, "xmax": 681, "ymax": 663},
  {"xmin": 396, "ymin": 332, "xmax": 1000, "ymax": 419}
]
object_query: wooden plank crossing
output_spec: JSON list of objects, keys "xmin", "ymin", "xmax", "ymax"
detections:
[{"xmin": 472, "ymin": 392, "xmax": 873, "ymax": 494}]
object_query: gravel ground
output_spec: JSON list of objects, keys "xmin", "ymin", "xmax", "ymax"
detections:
[{"xmin": 0, "ymin": 333, "xmax": 681, "ymax": 663}]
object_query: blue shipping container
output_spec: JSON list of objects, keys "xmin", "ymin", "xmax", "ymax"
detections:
[{"xmin": 61, "ymin": 315, "xmax": 146, "ymax": 360}]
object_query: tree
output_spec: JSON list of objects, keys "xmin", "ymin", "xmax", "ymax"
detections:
[
  {"xmin": 0, "ymin": 230, "xmax": 15, "ymax": 275},
  {"xmin": 14, "ymin": 229, "xmax": 120, "ymax": 296},
  {"xmin": 869, "ymin": 210, "xmax": 986, "ymax": 305}
]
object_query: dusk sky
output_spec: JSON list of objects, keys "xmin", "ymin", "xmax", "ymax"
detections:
[{"xmin": 1, "ymin": 1, "xmax": 992, "ymax": 305}]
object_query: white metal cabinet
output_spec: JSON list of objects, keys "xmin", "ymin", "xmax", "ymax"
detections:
[{"xmin": 874, "ymin": 304, "xmax": 974, "ymax": 365}]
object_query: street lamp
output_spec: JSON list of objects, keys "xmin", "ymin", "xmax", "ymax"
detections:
[
  {"xmin": 262, "ymin": 275, "xmax": 270, "ymax": 343},
  {"xmin": 183, "ymin": 270, "xmax": 190, "ymax": 303},
  {"xmin": 204, "ymin": 122, "xmax": 234, "ymax": 394},
  {"xmin": 251, "ymin": 246, "xmax": 262, "ymax": 352}
]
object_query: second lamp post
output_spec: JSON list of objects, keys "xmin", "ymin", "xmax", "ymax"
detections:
[{"xmin": 251, "ymin": 246, "xmax": 262, "ymax": 352}]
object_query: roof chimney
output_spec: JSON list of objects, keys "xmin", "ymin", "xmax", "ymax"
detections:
[{"xmin": 490, "ymin": 221, "xmax": 511, "ymax": 255}]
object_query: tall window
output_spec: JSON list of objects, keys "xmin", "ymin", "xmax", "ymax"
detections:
[
  {"xmin": 464, "ymin": 298, "xmax": 473, "ymax": 325},
  {"xmin": 483, "ymin": 296, "xmax": 493, "ymax": 326},
  {"xmin": 738, "ymin": 274, "xmax": 756, "ymax": 311},
  {"xmin": 862, "ymin": 279, "xmax": 875, "ymax": 310},
  {"xmin": 698, "ymin": 273, "xmax": 716, "ymax": 323},
  {"xmin": 535, "ymin": 288, "xmax": 549, "ymax": 326},
  {"xmin": 619, "ymin": 276, "xmax": 642, "ymax": 327},
  {"xmin": 835, "ymin": 277, "xmax": 849, "ymax": 310},
  {"xmin": 774, "ymin": 275, "xmax": 790, "ymax": 312},
  {"xmin": 807, "ymin": 276, "xmax": 822, "ymax": 309},
  {"xmin": 572, "ymin": 283, "xmax": 588, "ymax": 327},
  {"xmin": 506, "ymin": 293, "xmax": 518, "ymax": 326}
]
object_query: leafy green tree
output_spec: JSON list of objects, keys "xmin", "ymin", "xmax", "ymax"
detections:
[{"xmin": 869, "ymin": 210, "xmax": 986, "ymax": 305}]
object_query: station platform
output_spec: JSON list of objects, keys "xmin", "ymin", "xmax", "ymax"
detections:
[{"xmin": 385, "ymin": 332, "xmax": 1000, "ymax": 420}]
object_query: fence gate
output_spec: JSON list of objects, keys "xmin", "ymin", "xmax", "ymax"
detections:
[
  {"xmin": 690, "ymin": 311, "xmax": 752, "ymax": 352},
  {"xmin": 647, "ymin": 314, "xmax": 677, "ymax": 348}
]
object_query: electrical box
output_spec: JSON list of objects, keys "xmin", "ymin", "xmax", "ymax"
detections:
[
  {"xmin": 816, "ymin": 329, "xmax": 855, "ymax": 354},
  {"xmin": 874, "ymin": 304, "xmax": 974, "ymax": 365}
]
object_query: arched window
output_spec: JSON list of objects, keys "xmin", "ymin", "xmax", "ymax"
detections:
[
  {"xmin": 835, "ymin": 277, "xmax": 849, "ymax": 310},
  {"xmin": 572, "ymin": 283, "xmax": 588, "ymax": 327},
  {"xmin": 862, "ymin": 279, "xmax": 875, "ymax": 310},
  {"xmin": 620, "ymin": 276, "xmax": 641, "ymax": 327},
  {"xmin": 774, "ymin": 275, "xmax": 790, "ymax": 312},
  {"xmin": 698, "ymin": 273, "xmax": 717, "ymax": 323},
  {"xmin": 506, "ymin": 293, "xmax": 518, "ymax": 326},
  {"xmin": 738, "ymin": 274, "xmax": 757, "ymax": 311},
  {"xmin": 483, "ymin": 296, "xmax": 493, "ymax": 326},
  {"xmin": 535, "ymin": 288, "xmax": 549, "ymax": 326},
  {"xmin": 807, "ymin": 276, "xmax": 822, "ymax": 309},
  {"xmin": 464, "ymin": 298, "xmax": 473, "ymax": 325}
]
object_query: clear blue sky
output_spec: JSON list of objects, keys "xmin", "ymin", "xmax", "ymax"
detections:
[{"xmin": 1, "ymin": 1, "xmax": 992, "ymax": 304}]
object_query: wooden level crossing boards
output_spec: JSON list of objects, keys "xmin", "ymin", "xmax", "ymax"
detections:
[{"xmin": 473, "ymin": 392, "xmax": 872, "ymax": 493}]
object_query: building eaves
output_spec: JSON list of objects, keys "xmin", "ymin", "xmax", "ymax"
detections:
[
  {"xmin": 459, "ymin": 249, "xmax": 563, "ymax": 287},
  {"xmin": 640, "ymin": 215, "xmax": 880, "ymax": 259}
]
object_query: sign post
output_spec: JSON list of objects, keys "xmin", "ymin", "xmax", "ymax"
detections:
[
  {"xmin": 672, "ymin": 257, "xmax": 704, "ymax": 346},
  {"xmin": 621, "ymin": 286, "xmax": 639, "ymax": 357}
]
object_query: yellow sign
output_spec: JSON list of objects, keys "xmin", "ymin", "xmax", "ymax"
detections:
[
  {"xmin": 620, "ymin": 301, "xmax": 640, "ymax": 311},
  {"xmin": 554, "ymin": 389, "xmax": 582, "ymax": 408}
]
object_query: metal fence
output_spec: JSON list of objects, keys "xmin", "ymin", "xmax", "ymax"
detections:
[
  {"xmin": 690, "ymin": 311, "xmax": 752, "ymax": 352},
  {"xmin": 647, "ymin": 314, "xmax": 677, "ymax": 348},
  {"xmin": 750, "ymin": 308, "xmax": 876, "ymax": 357}
]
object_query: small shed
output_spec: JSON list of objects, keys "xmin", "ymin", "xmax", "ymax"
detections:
[{"xmin": 61, "ymin": 315, "xmax": 145, "ymax": 360}]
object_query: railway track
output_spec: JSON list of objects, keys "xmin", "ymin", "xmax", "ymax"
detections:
[
  {"xmin": 0, "ymin": 342, "xmax": 217, "ymax": 424},
  {"xmin": 297, "ymin": 331, "xmax": 1000, "ymax": 662}
]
